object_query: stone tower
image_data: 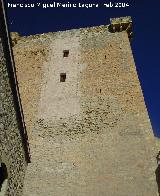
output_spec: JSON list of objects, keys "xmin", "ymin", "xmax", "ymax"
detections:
[{"xmin": 12, "ymin": 17, "xmax": 158, "ymax": 195}]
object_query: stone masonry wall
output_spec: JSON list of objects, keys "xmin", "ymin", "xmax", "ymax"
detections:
[
  {"xmin": 12, "ymin": 34, "xmax": 50, "ymax": 140},
  {"xmin": 80, "ymin": 28, "xmax": 157, "ymax": 194},
  {"xmin": 12, "ymin": 23, "xmax": 158, "ymax": 195},
  {"xmin": 0, "ymin": 32, "xmax": 26, "ymax": 195}
]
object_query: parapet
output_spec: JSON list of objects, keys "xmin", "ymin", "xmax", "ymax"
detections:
[
  {"xmin": 10, "ymin": 16, "xmax": 133, "ymax": 46},
  {"xmin": 108, "ymin": 16, "xmax": 133, "ymax": 40}
]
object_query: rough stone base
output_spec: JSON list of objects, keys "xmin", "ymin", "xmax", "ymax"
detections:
[{"xmin": 23, "ymin": 123, "xmax": 158, "ymax": 196}]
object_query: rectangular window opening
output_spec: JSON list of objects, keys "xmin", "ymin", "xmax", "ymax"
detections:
[
  {"xmin": 63, "ymin": 50, "xmax": 69, "ymax": 57},
  {"xmin": 60, "ymin": 73, "xmax": 66, "ymax": 82}
]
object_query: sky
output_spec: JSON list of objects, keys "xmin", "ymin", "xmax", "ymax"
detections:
[{"xmin": 5, "ymin": 0, "xmax": 160, "ymax": 137}]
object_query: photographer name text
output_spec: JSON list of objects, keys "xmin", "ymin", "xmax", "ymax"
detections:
[{"xmin": 8, "ymin": 2, "xmax": 130, "ymax": 9}]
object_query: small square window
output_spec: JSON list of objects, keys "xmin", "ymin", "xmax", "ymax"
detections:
[
  {"xmin": 63, "ymin": 50, "xmax": 69, "ymax": 57},
  {"xmin": 60, "ymin": 73, "xmax": 66, "ymax": 82}
]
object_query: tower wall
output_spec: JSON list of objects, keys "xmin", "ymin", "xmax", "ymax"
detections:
[
  {"xmin": 12, "ymin": 19, "xmax": 158, "ymax": 195},
  {"xmin": 12, "ymin": 35, "xmax": 50, "ymax": 140},
  {"xmin": 38, "ymin": 32, "xmax": 81, "ymax": 121}
]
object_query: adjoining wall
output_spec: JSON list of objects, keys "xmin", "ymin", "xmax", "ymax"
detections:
[
  {"xmin": 0, "ymin": 24, "xmax": 26, "ymax": 196},
  {"xmin": 0, "ymin": 1, "xmax": 29, "ymax": 195}
]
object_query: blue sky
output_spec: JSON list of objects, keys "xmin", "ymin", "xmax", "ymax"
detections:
[{"xmin": 5, "ymin": 0, "xmax": 160, "ymax": 137}]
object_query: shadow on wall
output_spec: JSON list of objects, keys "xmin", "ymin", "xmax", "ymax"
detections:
[
  {"xmin": 0, "ymin": 163, "xmax": 8, "ymax": 194},
  {"xmin": 155, "ymin": 151, "xmax": 160, "ymax": 196}
]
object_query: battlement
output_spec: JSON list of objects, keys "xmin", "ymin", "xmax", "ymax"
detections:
[
  {"xmin": 108, "ymin": 16, "xmax": 133, "ymax": 39},
  {"xmin": 10, "ymin": 16, "xmax": 133, "ymax": 47}
]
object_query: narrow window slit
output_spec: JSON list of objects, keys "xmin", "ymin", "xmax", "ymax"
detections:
[
  {"xmin": 63, "ymin": 50, "xmax": 69, "ymax": 57},
  {"xmin": 60, "ymin": 73, "xmax": 66, "ymax": 82}
]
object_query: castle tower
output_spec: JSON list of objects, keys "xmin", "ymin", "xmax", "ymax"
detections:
[{"xmin": 12, "ymin": 17, "xmax": 158, "ymax": 195}]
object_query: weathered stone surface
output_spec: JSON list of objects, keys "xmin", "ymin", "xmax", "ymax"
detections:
[
  {"xmin": 0, "ymin": 30, "xmax": 27, "ymax": 196},
  {"xmin": 12, "ymin": 37, "xmax": 50, "ymax": 140},
  {"xmin": 12, "ymin": 17, "xmax": 158, "ymax": 195}
]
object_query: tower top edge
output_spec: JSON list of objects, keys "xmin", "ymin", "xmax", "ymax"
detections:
[{"xmin": 10, "ymin": 16, "xmax": 133, "ymax": 44}]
